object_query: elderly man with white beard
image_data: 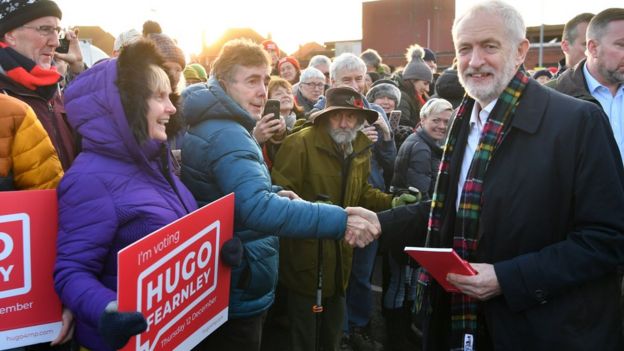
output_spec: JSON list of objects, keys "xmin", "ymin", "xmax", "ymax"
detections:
[
  {"xmin": 348, "ymin": 1, "xmax": 624, "ymax": 350},
  {"xmin": 271, "ymin": 87, "xmax": 398, "ymax": 351}
]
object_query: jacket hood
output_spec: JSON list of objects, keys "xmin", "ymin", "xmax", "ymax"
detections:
[
  {"xmin": 182, "ymin": 76, "xmax": 257, "ymax": 132},
  {"xmin": 64, "ymin": 58, "xmax": 163, "ymax": 163}
]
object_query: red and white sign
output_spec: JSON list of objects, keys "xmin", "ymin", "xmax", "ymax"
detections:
[
  {"xmin": 0, "ymin": 190, "xmax": 62, "ymax": 348},
  {"xmin": 118, "ymin": 193, "xmax": 234, "ymax": 351}
]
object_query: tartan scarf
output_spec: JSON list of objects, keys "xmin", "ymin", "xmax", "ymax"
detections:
[
  {"xmin": 420, "ymin": 67, "xmax": 529, "ymax": 350},
  {"xmin": 0, "ymin": 41, "xmax": 61, "ymax": 99}
]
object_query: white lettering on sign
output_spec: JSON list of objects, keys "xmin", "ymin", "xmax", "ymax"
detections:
[
  {"xmin": 0, "ymin": 213, "xmax": 32, "ymax": 299},
  {"xmin": 0, "ymin": 265, "xmax": 14, "ymax": 282},
  {"xmin": 0, "ymin": 232, "xmax": 15, "ymax": 282},
  {"xmin": 0, "ymin": 232, "xmax": 14, "ymax": 260},
  {"xmin": 134, "ymin": 219, "xmax": 221, "ymax": 351},
  {"xmin": 145, "ymin": 240, "xmax": 213, "ymax": 311}
]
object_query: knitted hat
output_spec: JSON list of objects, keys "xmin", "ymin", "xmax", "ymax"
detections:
[
  {"xmin": 261, "ymin": 39, "xmax": 279, "ymax": 52},
  {"xmin": 277, "ymin": 56, "xmax": 300, "ymax": 72},
  {"xmin": 0, "ymin": 0, "xmax": 62, "ymax": 36},
  {"xmin": 366, "ymin": 82, "xmax": 401, "ymax": 107},
  {"xmin": 113, "ymin": 29, "xmax": 141, "ymax": 52},
  {"xmin": 532, "ymin": 69, "xmax": 552, "ymax": 80},
  {"xmin": 147, "ymin": 33, "xmax": 185, "ymax": 68},
  {"xmin": 183, "ymin": 63, "xmax": 207, "ymax": 82},
  {"xmin": 423, "ymin": 48, "xmax": 437, "ymax": 63},
  {"xmin": 402, "ymin": 45, "xmax": 433, "ymax": 82},
  {"xmin": 310, "ymin": 87, "xmax": 378, "ymax": 125}
]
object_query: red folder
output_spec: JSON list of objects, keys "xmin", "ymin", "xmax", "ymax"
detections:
[{"xmin": 404, "ymin": 247, "xmax": 478, "ymax": 293}]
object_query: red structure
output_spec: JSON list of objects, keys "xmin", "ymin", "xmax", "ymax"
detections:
[{"xmin": 362, "ymin": 0, "xmax": 456, "ymax": 69}]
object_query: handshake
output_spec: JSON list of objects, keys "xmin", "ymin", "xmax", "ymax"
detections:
[{"xmin": 343, "ymin": 207, "xmax": 381, "ymax": 248}]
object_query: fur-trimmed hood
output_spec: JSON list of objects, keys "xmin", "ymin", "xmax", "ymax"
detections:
[{"xmin": 64, "ymin": 41, "xmax": 171, "ymax": 164}]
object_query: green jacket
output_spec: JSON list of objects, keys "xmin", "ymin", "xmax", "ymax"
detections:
[{"xmin": 271, "ymin": 124, "xmax": 392, "ymax": 297}]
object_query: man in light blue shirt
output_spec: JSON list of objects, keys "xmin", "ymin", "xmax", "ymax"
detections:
[
  {"xmin": 584, "ymin": 9, "xmax": 624, "ymax": 161},
  {"xmin": 549, "ymin": 8, "xmax": 624, "ymax": 161}
]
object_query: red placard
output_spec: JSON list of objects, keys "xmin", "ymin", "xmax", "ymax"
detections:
[
  {"xmin": 0, "ymin": 190, "xmax": 62, "ymax": 348},
  {"xmin": 118, "ymin": 193, "xmax": 234, "ymax": 351}
]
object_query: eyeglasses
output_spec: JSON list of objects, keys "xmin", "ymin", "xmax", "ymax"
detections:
[
  {"xmin": 21, "ymin": 25, "xmax": 62, "ymax": 37},
  {"xmin": 302, "ymin": 82, "xmax": 325, "ymax": 89}
]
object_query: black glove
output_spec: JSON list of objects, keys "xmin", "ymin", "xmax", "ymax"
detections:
[
  {"xmin": 98, "ymin": 309, "xmax": 147, "ymax": 350},
  {"xmin": 221, "ymin": 237, "xmax": 243, "ymax": 267}
]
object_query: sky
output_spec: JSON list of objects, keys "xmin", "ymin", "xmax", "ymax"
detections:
[{"xmin": 55, "ymin": 0, "xmax": 622, "ymax": 57}]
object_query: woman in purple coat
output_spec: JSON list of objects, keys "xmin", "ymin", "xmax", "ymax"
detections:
[{"xmin": 53, "ymin": 41, "xmax": 202, "ymax": 350}]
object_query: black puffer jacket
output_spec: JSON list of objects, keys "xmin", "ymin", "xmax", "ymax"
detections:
[{"xmin": 391, "ymin": 127, "xmax": 442, "ymax": 197}]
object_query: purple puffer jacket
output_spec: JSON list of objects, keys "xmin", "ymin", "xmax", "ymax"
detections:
[{"xmin": 53, "ymin": 59, "xmax": 197, "ymax": 350}]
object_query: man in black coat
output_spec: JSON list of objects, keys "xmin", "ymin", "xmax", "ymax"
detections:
[{"xmin": 350, "ymin": 1, "xmax": 624, "ymax": 350}]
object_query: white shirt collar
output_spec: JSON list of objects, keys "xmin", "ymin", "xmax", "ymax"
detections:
[{"xmin": 469, "ymin": 99, "xmax": 497, "ymax": 128}]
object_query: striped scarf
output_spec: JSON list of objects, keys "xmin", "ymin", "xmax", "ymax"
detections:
[
  {"xmin": 0, "ymin": 41, "xmax": 61, "ymax": 99},
  {"xmin": 419, "ymin": 67, "xmax": 529, "ymax": 350}
]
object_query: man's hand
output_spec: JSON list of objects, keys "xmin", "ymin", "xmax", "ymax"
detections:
[
  {"xmin": 446, "ymin": 263, "xmax": 502, "ymax": 301},
  {"xmin": 373, "ymin": 113, "xmax": 392, "ymax": 141},
  {"xmin": 253, "ymin": 113, "xmax": 286, "ymax": 144},
  {"xmin": 54, "ymin": 28, "xmax": 84, "ymax": 74},
  {"xmin": 50, "ymin": 307, "xmax": 74, "ymax": 346},
  {"xmin": 277, "ymin": 190, "xmax": 301, "ymax": 200},
  {"xmin": 361, "ymin": 125, "xmax": 378, "ymax": 143},
  {"xmin": 344, "ymin": 207, "xmax": 381, "ymax": 247}
]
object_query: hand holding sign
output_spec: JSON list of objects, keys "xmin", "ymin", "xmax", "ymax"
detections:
[
  {"xmin": 220, "ymin": 237, "xmax": 242, "ymax": 267},
  {"xmin": 99, "ymin": 302, "xmax": 147, "ymax": 350}
]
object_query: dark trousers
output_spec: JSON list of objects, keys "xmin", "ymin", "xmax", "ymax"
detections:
[
  {"xmin": 193, "ymin": 311, "xmax": 267, "ymax": 351},
  {"xmin": 288, "ymin": 291, "xmax": 345, "ymax": 351}
]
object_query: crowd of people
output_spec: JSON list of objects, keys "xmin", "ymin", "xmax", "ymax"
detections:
[{"xmin": 1, "ymin": 0, "xmax": 623, "ymax": 351}]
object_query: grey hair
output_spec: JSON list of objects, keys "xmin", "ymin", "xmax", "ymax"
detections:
[
  {"xmin": 452, "ymin": 0, "xmax": 526, "ymax": 45},
  {"xmin": 299, "ymin": 67, "xmax": 325, "ymax": 83},
  {"xmin": 587, "ymin": 8, "xmax": 624, "ymax": 42},
  {"xmin": 360, "ymin": 49, "xmax": 382, "ymax": 68},
  {"xmin": 308, "ymin": 55, "xmax": 331, "ymax": 69},
  {"xmin": 330, "ymin": 53, "xmax": 366, "ymax": 80},
  {"xmin": 420, "ymin": 98, "xmax": 453, "ymax": 119}
]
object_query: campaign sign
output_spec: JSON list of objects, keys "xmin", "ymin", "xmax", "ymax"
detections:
[
  {"xmin": 0, "ymin": 190, "xmax": 62, "ymax": 348},
  {"xmin": 118, "ymin": 193, "xmax": 234, "ymax": 351}
]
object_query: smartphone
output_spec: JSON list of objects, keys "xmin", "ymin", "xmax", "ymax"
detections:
[
  {"xmin": 389, "ymin": 110, "xmax": 402, "ymax": 131},
  {"xmin": 263, "ymin": 99, "xmax": 281, "ymax": 120},
  {"xmin": 56, "ymin": 38, "xmax": 70, "ymax": 53}
]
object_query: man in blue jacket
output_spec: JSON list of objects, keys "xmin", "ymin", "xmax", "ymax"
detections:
[{"xmin": 180, "ymin": 38, "xmax": 381, "ymax": 351}]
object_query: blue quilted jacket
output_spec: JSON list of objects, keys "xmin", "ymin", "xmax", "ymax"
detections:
[{"xmin": 181, "ymin": 77, "xmax": 347, "ymax": 319}]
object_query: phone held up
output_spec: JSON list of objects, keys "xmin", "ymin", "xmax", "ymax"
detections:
[
  {"xmin": 263, "ymin": 99, "xmax": 281, "ymax": 120},
  {"xmin": 56, "ymin": 37, "xmax": 70, "ymax": 54},
  {"xmin": 389, "ymin": 110, "xmax": 402, "ymax": 132}
]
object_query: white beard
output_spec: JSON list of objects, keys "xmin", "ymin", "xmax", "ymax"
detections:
[
  {"xmin": 329, "ymin": 127, "xmax": 358, "ymax": 156},
  {"xmin": 459, "ymin": 51, "xmax": 519, "ymax": 105}
]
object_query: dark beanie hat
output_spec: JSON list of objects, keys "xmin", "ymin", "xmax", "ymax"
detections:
[
  {"xmin": 0, "ymin": 0, "xmax": 62, "ymax": 36},
  {"xmin": 147, "ymin": 33, "xmax": 185, "ymax": 69},
  {"xmin": 532, "ymin": 69, "xmax": 552, "ymax": 80},
  {"xmin": 423, "ymin": 48, "xmax": 436, "ymax": 63}
]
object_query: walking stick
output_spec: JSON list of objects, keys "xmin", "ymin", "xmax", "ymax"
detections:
[{"xmin": 313, "ymin": 194, "xmax": 331, "ymax": 351}]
